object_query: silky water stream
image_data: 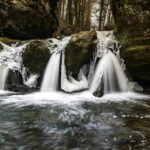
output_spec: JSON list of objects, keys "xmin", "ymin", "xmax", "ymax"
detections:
[{"xmin": 0, "ymin": 32, "xmax": 149, "ymax": 150}]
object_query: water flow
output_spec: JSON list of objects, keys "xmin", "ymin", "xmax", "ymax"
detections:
[
  {"xmin": 41, "ymin": 37, "xmax": 71, "ymax": 92},
  {"xmin": 90, "ymin": 50, "xmax": 128, "ymax": 94},
  {"xmin": 0, "ymin": 65, "xmax": 9, "ymax": 90},
  {"xmin": 41, "ymin": 52, "xmax": 61, "ymax": 92},
  {"xmin": 61, "ymin": 52, "xmax": 88, "ymax": 92}
]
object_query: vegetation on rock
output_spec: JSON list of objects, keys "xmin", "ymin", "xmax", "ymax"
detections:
[
  {"xmin": 0, "ymin": 37, "xmax": 19, "ymax": 46},
  {"xmin": 23, "ymin": 40, "xmax": 50, "ymax": 75},
  {"xmin": 111, "ymin": 0, "xmax": 150, "ymax": 83},
  {"xmin": 65, "ymin": 31, "xmax": 97, "ymax": 77}
]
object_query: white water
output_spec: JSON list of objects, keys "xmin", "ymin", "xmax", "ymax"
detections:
[
  {"xmin": 0, "ymin": 91, "xmax": 149, "ymax": 107},
  {"xmin": 90, "ymin": 50, "xmax": 128, "ymax": 94},
  {"xmin": 61, "ymin": 52, "xmax": 88, "ymax": 92},
  {"xmin": 41, "ymin": 31, "xmax": 129, "ymax": 94},
  {"xmin": 24, "ymin": 74, "xmax": 39, "ymax": 88},
  {"xmin": 0, "ymin": 65, "xmax": 9, "ymax": 90},
  {"xmin": 41, "ymin": 52, "xmax": 61, "ymax": 92}
]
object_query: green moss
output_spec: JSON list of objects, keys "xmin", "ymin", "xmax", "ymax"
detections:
[
  {"xmin": 0, "ymin": 37, "xmax": 19, "ymax": 46},
  {"xmin": 23, "ymin": 40, "xmax": 50, "ymax": 75},
  {"xmin": 121, "ymin": 45, "xmax": 150, "ymax": 81},
  {"xmin": 65, "ymin": 31, "xmax": 97, "ymax": 77},
  {"xmin": 112, "ymin": 0, "xmax": 150, "ymax": 83}
]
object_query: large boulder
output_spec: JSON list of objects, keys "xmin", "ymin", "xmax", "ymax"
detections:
[
  {"xmin": 0, "ymin": 0, "xmax": 59, "ymax": 39},
  {"xmin": 23, "ymin": 40, "xmax": 50, "ymax": 75},
  {"xmin": 111, "ymin": 0, "xmax": 150, "ymax": 84},
  {"xmin": 65, "ymin": 31, "xmax": 97, "ymax": 77}
]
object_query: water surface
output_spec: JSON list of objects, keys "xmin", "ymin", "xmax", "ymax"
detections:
[{"xmin": 0, "ymin": 91, "xmax": 149, "ymax": 150}]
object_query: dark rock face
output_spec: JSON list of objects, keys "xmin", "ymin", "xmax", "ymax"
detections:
[
  {"xmin": 23, "ymin": 40, "xmax": 50, "ymax": 75},
  {"xmin": 5, "ymin": 69, "xmax": 31, "ymax": 92},
  {"xmin": 112, "ymin": 0, "xmax": 150, "ymax": 84},
  {"xmin": 65, "ymin": 31, "xmax": 97, "ymax": 77},
  {"xmin": 0, "ymin": 0, "xmax": 59, "ymax": 39},
  {"xmin": 7, "ymin": 69, "xmax": 23, "ymax": 85}
]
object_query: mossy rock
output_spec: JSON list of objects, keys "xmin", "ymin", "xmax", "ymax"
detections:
[
  {"xmin": 0, "ymin": 0, "xmax": 59, "ymax": 39},
  {"xmin": 23, "ymin": 40, "xmax": 50, "ymax": 75},
  {"xmin": 0, "ymin": 37, "xmax": 19, "ymax": 46},
  {"xmin": 112, "ymin": 0, "xmax": 150, "ymax": 83},
  {"xmin": 65, "ymin": 31, "xmax": 97, "ymax": 77},
  {"xmin": 121, "ymin": 45, "xmax": 150, "ymax": 82}
]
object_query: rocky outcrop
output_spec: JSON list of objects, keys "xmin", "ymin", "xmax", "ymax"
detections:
[
  {"xmin": 23, "ymin": 40, "xmax": 50, "ymax": 75},
  {"xmin": 65, "ymin": 31, "xmax": 97, "ymax": 77},
  {"xmin": 111, "ymin": 0, "xmax": 150, "ymax": 84},
  {"xmin": 0, "ymin": 0, "xmax": 59, "ymax": 39}
]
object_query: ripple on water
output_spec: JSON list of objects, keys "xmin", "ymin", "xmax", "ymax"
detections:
[{"xmin": 0, "ymin": 91, "xmax": 149, "ymax": 149}]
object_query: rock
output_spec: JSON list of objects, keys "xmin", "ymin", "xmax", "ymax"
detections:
[
  {"xmin": 23, "ymin": 40, "xmax": 50, "ymax": 75},
  {"xmin": 5, "ymin": 69, "xmax": 38, "ymax": 92},
  {"xmin": 0, "ymin": 0, "xmax": 59, "ymax": 39},
  {"xmin": 121, "ymin": 45, "xmax": 150, "ymax": 82},
  {"xmin": 111, "ymin": 0, "xmax": 150, "ymax": 84},
  {"xmin": 53, "ymin": 24, "xmax": 80, "ymax": 39},
  {"xmin": 6, "ymin": 84, "xmax": 37, "ymax": 93},
  {"xmin": 0, "ymin": 37, "xmax": 19, "ymax": 46},
  {"xmin": 7, "ymin": 69, "xmax": 23, "ymax": 85},
  {"xmin": 0, "ymin": 43, "xmax": 3, "ymax": 51},
  {"xmin": 65, "ymin": 31, "xmax": 97, "ymax": 77}
]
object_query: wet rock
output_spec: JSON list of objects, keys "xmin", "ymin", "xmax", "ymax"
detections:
[
  {"xmin": 23, "ymin": 40, "xmax": 50, "ymax": 75},
  {"xmin": 6, "ymin": 84, "xmax": 37, "ymax": 93},
  {"xmin": 121, "ymin": 45, "xmax": 150, "ymax": 83},
  {"xmin": 5, "ymin": 69, "xmax": 38, "ymax": 92},
  {"xmin": 65, "ymin": 31, "xmax": 97, "ymax": 77},
  {"xmin": 0, "ymin": 0, "xmax": 59, "ymax": 39},
  {"xmin": 6, "ymin": 69, "xmax": 23, "ymax": 85},
  {"xmin": 111, "ymin": 0, "xmax": 150, "ymax": 84},
  {"xmin": 0, "ymin": 43, "xmax": 3, "ymax": 51}
]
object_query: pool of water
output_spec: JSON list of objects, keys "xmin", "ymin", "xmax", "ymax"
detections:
[{"xmin": 0, "ymin": 91, "xmax": 150, "ymax": 150}]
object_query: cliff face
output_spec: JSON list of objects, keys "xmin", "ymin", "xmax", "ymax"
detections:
[
  {"xmin": 0, "ymin": 0, "xmax": 59, "ymax": 39},
  {"xmin": 112, "ymin": 0, "xmax": 150, "ymax": 84}
]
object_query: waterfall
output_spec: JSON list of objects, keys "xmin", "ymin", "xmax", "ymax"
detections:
[
  {"xmin": 61, "ymin": 52, "xmax": 88, "ymax": 92},
  {"xmin": 0, "ymin": 65, "xmax": 9, "ymax": 90},
  {"xmin": 41, "ymin": 31, "xmax": 128, "ymax": 95},
  {"xmin": 41, "ymin": 37, "xmax": 71, "ymax": 92},
  {"xmin": 90, "ymin": 50, "xmax": 128, "ymax": 94},
  {"xmin": 41, "ymin": 52, "xmax": 61, "ymax": 92}
]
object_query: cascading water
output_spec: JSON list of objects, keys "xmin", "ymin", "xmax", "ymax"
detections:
[
  {"xmin": 41, "ymin": 52, "xmax": 61, "ymax": 92},
  {"xmin": 61, "ymin": 52, "xmax": 88, "ymax": 92},
  {"xmin": 0, "ymin": 65, "xmax": 9, "ymax": 90},
  {"xmin": 90, "ymin": 31, "xmax": 128, "ymax": 94},
  {"xmin": 41, "ymin": 37, "xmax": 71, "ymax": 92},
  {"xmin": 41, "ymin": 31, "xmax": 128, "ymax": 95},
  {"xmin": 90, "ymin": 50, "xmax": 128, "ymax": 94}
]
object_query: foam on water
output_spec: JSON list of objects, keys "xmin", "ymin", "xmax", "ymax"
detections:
[{"xmin": 0, "ymin": 91, "xmax": 149, "ymax": 107}]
